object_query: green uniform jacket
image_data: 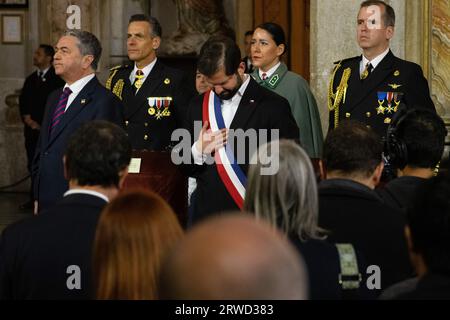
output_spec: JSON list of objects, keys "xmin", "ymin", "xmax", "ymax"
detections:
[{"xmin": 252, "ymin": 63, "xmax": 323, "ymax": 157}]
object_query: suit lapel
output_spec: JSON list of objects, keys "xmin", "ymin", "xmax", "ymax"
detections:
[
  {"xmin": 347, "ymin": 51, "xmax": 395, "ymax": 112},
  {"xmin": 124, "ymin": 61, "xmax": 164, "ymax": 118},
  {"xmin": 344, "ymin": 57, "xmax": 363, "ymax": 109},
  {"xmin": 44, "ymin": 67, "xmax": 56, "ymax": 81},
  {"xmin": 43, "ymin": 88, "xmax": 63, "ymax": 144},
  {"xmin": 229, "ymin": 78, "xmax": 260, "ymax": 130},
  {"xmin": 47, "ymin": 77, "xmax": 98, "ymax": 145},
  {"xmin": 122, "ymin": 70, "xmax": 135, "ymax": 109}
]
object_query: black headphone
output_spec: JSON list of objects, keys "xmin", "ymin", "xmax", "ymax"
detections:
[{"xmin": 385, "ymin": 105, "xmax": 447, "ymax": 169}]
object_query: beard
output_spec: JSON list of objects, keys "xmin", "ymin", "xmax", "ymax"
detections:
[{"xmin": 216, "ymin": 73, "xmax": 243, "ymax": 100}]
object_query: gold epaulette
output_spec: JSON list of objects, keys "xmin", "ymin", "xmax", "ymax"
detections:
[
  {"xmin": 109, "ymin": 64, "xmax": 127, "ymax": 71},
  {"xmin": 333, "ymin": 56, "xmax": 360, "ymax": 65},
  {"xmin": 106, "ymin": 65, "xmax": 125, "ymax": 90}
]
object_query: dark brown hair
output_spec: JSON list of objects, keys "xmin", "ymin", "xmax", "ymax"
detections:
[{"xmin": 360, "ymin": 0, "xmax": 395, "ymax": 27}]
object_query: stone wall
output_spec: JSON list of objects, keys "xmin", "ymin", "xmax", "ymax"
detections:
[
  {"xmin": 0, "ymin": 5, "xmax": 30, "ymax": 191},
  {"xmin": 0, "ymin": 79, "xmax": 28, "ymax": 191}
]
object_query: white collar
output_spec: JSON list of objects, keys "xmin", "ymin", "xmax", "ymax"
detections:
[
  {"xmin": 259, "ymin": 62, "xmax": 281, "ymax": 79},
  {"xmin": 132, "ymin": 58, "xmax": 157, "ymax": 78},
  {"xmin": 64, "ymin": 189, "xmax": 109, "ymax": 203},
  {"xmin": 38, "ymin": 67, "xmax": 50, "ymax": 76},
  {"xmin": 362, "ymin": 48, "xmax": 390, "ymax": 70},
  {"xmin": 64, "ymin": 73, "xmax": 96, "ymax": 95}
]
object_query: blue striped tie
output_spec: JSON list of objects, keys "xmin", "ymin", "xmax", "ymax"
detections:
[{"xmin": 49, "ymin": 87, "xmax": 72, "ymax": 136}]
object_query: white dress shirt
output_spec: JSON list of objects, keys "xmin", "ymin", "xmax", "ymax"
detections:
[
  {"xmin": 360, "ymin": 48, "xmax": 390, "ymax": 76},
  {"xmin": 63, "ymin": 73, "xmax": 96, "ymax": 112},
  {"xmin": 37, "ymin": 67, "xmax": 50, "ymax": 79},
  {"xmin": 258, "ymin": 62, "xmax": 281, "ymax": 80},
  {"xmin": 129, "ymin": 58, "xmax": 157, "ymax": 93},
  {"xmin": 191, "ymin": 75, "xmax": 251, "ymax": 165},
  {"xmin": 64, "ymin": 189, "xmax": 109, "ymax": 203}
]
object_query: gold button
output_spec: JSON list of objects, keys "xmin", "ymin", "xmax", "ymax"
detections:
[
  {"xmin": 345, "ymin": 113, "xmax": 351, "ymax": 118},
  {"xmin": 366, "ymin": 112, "xmax": 371, "ymax": 118},
  {"xmin": 144, "ymin": 135, "xmax": 148, "ymax": 140},
  {"xmin": 125, "ymin": 121, "xmax": 129, "ymax": 126},
  {"xmin": 144, "ymin": 122, "xmax": 148, "ymax": 127}
]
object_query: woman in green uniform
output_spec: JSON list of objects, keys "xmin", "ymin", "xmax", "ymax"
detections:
[{"xmin": 251, "ymin": 22, "xmax": 323, "ymax": 157}]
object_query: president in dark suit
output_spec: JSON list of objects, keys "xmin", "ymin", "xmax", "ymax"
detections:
[
  {"xmin": 182, "ymin": 36, "xmax": 299, "ymax": 224},
  {"xmin": 328, "ymin": 0, "xmax": 435, "ymax": 137},
  {"xmin": 0, "ymin": 121, "xmax": 132, "ymax": 299},
  {"xmin": 106, "ymin": 14, "xmax": 192, "ymax": 150},
  {"xmin": 32, "ymin": 30, "xmax": 124, "ymax": 213},
  {"xmin": 19, "ymin": 45, "xmax": 64, "ymax": 209}
]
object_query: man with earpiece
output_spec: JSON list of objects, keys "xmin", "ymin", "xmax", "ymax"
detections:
[{"xmin": 377, "ymin": 107, "xmax": 447, "ymax": 212}]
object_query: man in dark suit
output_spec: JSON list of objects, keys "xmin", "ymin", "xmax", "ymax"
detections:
[
  {"xmin": 19, "ymin": 44, "xmax": 64, "ymax": 209},
  {"xmin": 106, "ymin": 14, "xmax": 192, "ymax": 150},
  {"xmin": 242, "ymin": 30, "xmax": 254, "ymax": 73},
  {"xmin": 318, "ymin": 121, "xmax": 412, "ymax": 292},
  {"xmin": 328, "ymin": 0, "xmax": 435, "ymax": 137},
  {"xmin": 32, "ymin": 30, "xmax": 124, "ymax": 213},
  {"xmin": 182, "ymin": 36, "xmax": 299, "ymax": 224},
  {"xmin": 0, "ymin": 121, "xmax": 132, "ymax": 299}
]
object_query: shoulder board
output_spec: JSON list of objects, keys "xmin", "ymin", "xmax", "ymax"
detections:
[
  {"xmin": 333, "ymin": 56, "xmax": 360, "ymax": 65},
  {"xmin": 109, "ymin": 64, "xmax": 129, "ymax": 71}
]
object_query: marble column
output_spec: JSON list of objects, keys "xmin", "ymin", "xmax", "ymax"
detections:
[{"xmin": 430, "ymin": 0, "xmax": 450, "ymax": 118}]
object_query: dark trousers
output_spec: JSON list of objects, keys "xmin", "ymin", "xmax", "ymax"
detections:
[{"xmin": 24, "ymin": 126, "xmax": 40, "ymax": 198}]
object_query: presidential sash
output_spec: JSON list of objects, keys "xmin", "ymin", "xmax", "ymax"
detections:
[{"xmin": 202, "ymin": 90, "xmax": 247, "ymax": 209}]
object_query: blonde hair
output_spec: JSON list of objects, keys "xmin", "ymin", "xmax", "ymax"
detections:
[
  {"xmin": 93, "ymin": 190, "xmax": 183, "ymax": 299},
  {"xmin": 244, "ymin": 140, "xmax": 326, "ymax": 241}
]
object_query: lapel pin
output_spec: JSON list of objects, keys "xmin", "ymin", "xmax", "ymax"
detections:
[
  {"xmin": 164, "ymin": 78, "xmax": 171, "ymax": 85},
  {"xmin": 394, "ymin": 70, "xmax": 400, "ymax": 77},
  {"xmin": 250, "ymin": 99, "xmax": 255, "ymax": 103},
  {"xmin": 81, "ymin": 99, "xmax": 86, "ymax": 105}
]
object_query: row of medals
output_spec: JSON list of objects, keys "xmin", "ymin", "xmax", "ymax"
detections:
[{"xmin": 134, "ymin": 76, "xmax": 172, "ymax": 120}]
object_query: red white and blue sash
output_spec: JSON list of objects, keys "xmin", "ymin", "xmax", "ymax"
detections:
[{"xmin": 202, "ymin": 90, "xmax": 247, "ymax": 209}]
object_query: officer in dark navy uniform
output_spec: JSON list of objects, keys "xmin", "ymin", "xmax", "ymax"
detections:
[
  {"xmin": 106, "ymin": 14, "xmax": 192, "ymax": 150},
  {"xmin": 328, "ymin": 0, "xmax": 435, "ymax": 138}
]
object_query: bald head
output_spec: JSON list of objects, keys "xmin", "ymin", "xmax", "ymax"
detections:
[{"xmin": 159, "ymin": 214, "xmax": 308, "ymax": 300}]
